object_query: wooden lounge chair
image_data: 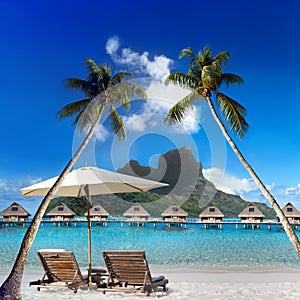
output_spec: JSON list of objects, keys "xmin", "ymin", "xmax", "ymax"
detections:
[
  {"xmin": 29, "ymin": 249, "xmax": 88, "ymax": 292},
  {"xmin": 102, "ymin": 250, "xmax": 168, "ymax": 296}
]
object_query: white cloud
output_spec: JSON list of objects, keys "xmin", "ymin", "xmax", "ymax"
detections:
[
  {"xmin": 105, "ymin": 36, "xmax": 120, "ymax": 55},
  {"xmin": 177, "ymin": 106, "xmax": 200, "ymax": 134},
  {"xmin": 121, "ymin": 80, "xmax": 201, "ymax": 135},
  {"xmin": 104, "ymin": 37, "xmax": 201, "ymax": 136},
  {"xmin": 94, "ymin": 124, "xmax": 110, "ymax": 142},
  {"xmin": 0, "ymin": 179, "xmax": 18, "ymax": 193},
  {"xmin": 202, "ymin": 169, "xmax": 300, "ymax": 210},
  {"xmin": 0, "ymin": 176, "xmax": 41, "ymax": 194},
  {"xmin": 203, "ymin": 168, "xmax": 258, "ymax": 195},
  {"xmin": 123, "ymin": 114, "xmax": 156, "ymax": 132},
  {"xmin": 266, "ymin": 182, "xmax": 276, "ymax": 191},
  {"xmin": 106, "ymin": 36, "xmax": 173, "ymax": 81},
  {"xmin": 284, "ymin": 184, "xmax": 300, "ymax": 195}
]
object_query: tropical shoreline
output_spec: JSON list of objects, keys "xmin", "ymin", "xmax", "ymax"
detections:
[{"xmin": 2, "ymin": 270, "xmax": 300, "ymax": 299}]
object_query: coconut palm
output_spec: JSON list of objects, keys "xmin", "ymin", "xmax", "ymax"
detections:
[
  {"xmin": 0, "ymin": 58, "xmax": 147, "ymax": 300},
  {"xmin": 164, "ymin": 47, "xmax": 300, "ymax": 254}
]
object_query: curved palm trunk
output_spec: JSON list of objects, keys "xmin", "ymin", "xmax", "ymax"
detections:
[
  {"xmin": 0, "ymin": 105, "xmax": 106, "ymax": 300},
  {"xmin": 206, "ymin": 96, "xmax": 300, "ymax": 255}
]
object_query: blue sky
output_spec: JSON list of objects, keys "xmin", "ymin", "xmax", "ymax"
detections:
[{"xmin": 1, "ymin": 0, "xmax": 300, "ymax": 213}]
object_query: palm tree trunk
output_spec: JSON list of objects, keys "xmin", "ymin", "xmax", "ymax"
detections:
[
  {"xmin": 206, "ymin": 96, "xmax": 300, "ymax": 255},
  {"xmin": 0, "ymin": 104, "xmax": 106, "ymax": 300}
]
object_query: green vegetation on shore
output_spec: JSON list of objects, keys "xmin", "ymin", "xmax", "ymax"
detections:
[
  {"xmin": 46, "ymin": 147, "xmax": 276, "ymax": 219},
  {"xmin": 46, "ymin": 190, "xmax": 275, "ymax": 219}
]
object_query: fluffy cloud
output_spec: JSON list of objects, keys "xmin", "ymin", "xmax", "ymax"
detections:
[
  {"xmin": 123, "ymin": 114, "xmax": 153, "ymax": 132},
  {"xmin": 122, "ymin": 80, "xmax": 201, "ymax": 135},
  {"xmin": 103, "ymin": 37, "xmax": 201, "ymax": 138},
  {"xmin": 203, "ymin": 168, "xmax": 258, "ymax": 196},
  {"xmin": 202, "ymin": 169, "xmax": 300, "ymax": 210},
  {"xmin": 106, "ymin": 36, "xmax": 173, "ymax": 81},
  {"xmin": 94, "ymin": 124, "xmax": 110, "ymax": 142},
  {"xmin": 105, "ymin": 36, "xmax": 120, "ymax": 55}
]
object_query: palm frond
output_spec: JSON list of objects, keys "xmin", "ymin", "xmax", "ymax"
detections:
[
  {"xmin": 107, "ymin": 105, "xmax": 126, "ymax": 140},
  {"xmin": 202, "ymin": 65, "xmax": 222, "ymax": 88},
  {"xmin": 216, "ymin": 92, "xmax": 249, "ymax": 139},
  {"xmin": 95, "ymin": 65, "xmax": 112, "ymax": 91},
  {"xmin": 107, "ymin": 81, "xmax": 147, "ymax": 108},
  {"xmin": 64, "ymin": 78, "xmax": 89, "ymax": 93},
  {"xmin": 84, "ymin": 58, "xmax": 101, "ymax": 76},
  {"xmin": 179, "ymin": 47, "xmax": 196, "ymax": 59},
  {"xmin": 213, "ymin": 51, "xmax": 230, "ymax": 66},
  {"xmin": 98, "ymin": 64, "xmax": 112, "ymax": 78},
  {"xmin": 60, "ymin": 58, "xmax": 146, "ymax": 138},
  {"xmin": 164, "ymin": 91, "xmax": 200, "ymax": 126},
  {"xmin": 165, "ymin": 72, "xmax": 198, "ymax": 90},
  {"xmin": 76, "ymin": 95, "xmax": 105, "ymax": 132},
  {"xmin": 57, "ymin": 99, "xmax": 90, "ymax": 120},
  {"xmin": 199, "ymin": 47, "xmax": 213, "ymax": 65},
  {"xmin": 220, "ymin": 73, "xmax": 244, "ymax": 88},
  {"xmin": 73, "ymin": 110, "xmax": 84, "ymax": 126},
  {"xmin": 110, "ymin": 72, "xmax": 134, "ymax": 86}
]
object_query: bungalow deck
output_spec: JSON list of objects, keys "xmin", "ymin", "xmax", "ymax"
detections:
[{"xmin": 1, "ymin": 219, "xmax": 300, "ymax": 230}]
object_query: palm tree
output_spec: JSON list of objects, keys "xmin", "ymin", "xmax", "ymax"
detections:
[
  {"xmin": 0, "ymin": 58, "xmax": 147, "ymax": 300},
  {"xmin": 164, "ymin": 47, "xmax": 300, "ymax": 255}
]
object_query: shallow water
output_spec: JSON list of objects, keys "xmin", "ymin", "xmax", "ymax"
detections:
[{"xmin": 1, "ymin": 223, "xmax": 299, "ymax": 273}]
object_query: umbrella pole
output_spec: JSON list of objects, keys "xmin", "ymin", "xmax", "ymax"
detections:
[{"xmin": 84, "ymin": 185, "xmax": 93, "ymax": 290}]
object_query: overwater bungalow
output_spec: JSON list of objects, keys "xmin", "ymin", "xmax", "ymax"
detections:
[
  {"xmin": 85, "ymin": 204, "xmax": 110, "ymax": 221},
  {"xmin": 279, "ymin": 202, "xmax": 300, "ymax": 223},
  {"xmin": 123, "ymin": 203, "xmax": 150, "ymax": 221},
  {"xmin": 161, "ymin": 204, "xmax": 188, "ymax": 222},
  {"xmin": 46, "ymin": 203, "xmax": 76, "ymax": 221},
  {"xmin": 199, "ymin": 204, "xmax": 224, "ymax": 223},
  {"xmin": 238, "ymin": 203, "xmax": 265, "ymax": 223},
  {"xmin": 0, "ymin": 202, "xmax": 31, "ymax": 222}
]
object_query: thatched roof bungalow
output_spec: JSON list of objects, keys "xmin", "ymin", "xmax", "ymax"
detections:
[
  {"xmin": 85, "ymin": 204, "xmax": 110, "ymax": 221},
  {"xmin": 46, "ymin": 203, "xmax": 76, "ymax": 221},
  {"xmin": 0, "ymin": 202, "xmax": 31, "ymax": 222},
  {"xmin": 123, "ymin": 203, "xmax": 150, "ymax": 221},
  {"xmin": 161, "ymin": 204, "xmax": 188, "ymax": 221},
  {"xmin": 238, "ymin": 203, "xmax": 265, "ymax": 223},
  {"xmin": 279, "ymin": 202, "xmax": 300, "ymax": 223},
  {"xmin": 199, "ymin": 204, "xmax": 224, "ymax": 222}
]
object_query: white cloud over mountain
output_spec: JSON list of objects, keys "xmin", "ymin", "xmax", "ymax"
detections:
[
  {"xmin": 203, "ymin": 168, "xmax": 258, "ymax": 196},
  {"xmin": 203, "ymin": 168, "xmax": 300, "ymax": 209}
]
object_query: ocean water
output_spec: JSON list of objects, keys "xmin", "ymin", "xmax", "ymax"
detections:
[{"xmin": 1, "ymin": 222, "xmax": 300, "ymax": 273}]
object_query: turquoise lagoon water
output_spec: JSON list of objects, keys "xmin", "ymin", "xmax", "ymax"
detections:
[{"xmin": 1, "ymin": 222, "xmax": 300, "ymax": 273}]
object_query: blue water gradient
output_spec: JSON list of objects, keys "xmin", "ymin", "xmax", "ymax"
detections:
[{"xmin": 1, "ymin": 224, "xmax": 300, "ymax": 273}]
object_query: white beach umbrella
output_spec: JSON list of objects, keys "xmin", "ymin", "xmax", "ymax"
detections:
[{"xmin": 20, "ymin": 166, "xmax": 168, "ymax": 288}]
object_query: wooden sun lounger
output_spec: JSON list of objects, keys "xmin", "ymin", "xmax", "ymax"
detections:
[
  {"xmin": 29, "ymin": 249, "xmax": 88, "ymax": 293},
  {"xmin": 102, "ymin": 250, "xmax": 168, "ymax": 296}
]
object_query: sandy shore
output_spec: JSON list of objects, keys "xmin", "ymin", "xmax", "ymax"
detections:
[{"xmin": 1, "ymin": 271, "xmax": 300, "ymax": 299}]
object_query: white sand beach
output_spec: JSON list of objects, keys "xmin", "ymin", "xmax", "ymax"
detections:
[{"xmin": 2, "ymin": 271, "xmax": 300, "ymax": 300}]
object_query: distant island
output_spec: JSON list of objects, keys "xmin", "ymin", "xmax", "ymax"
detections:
[{"xmin": 47, "ymin": 147, "xmax": 276, "ymax": 219}]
